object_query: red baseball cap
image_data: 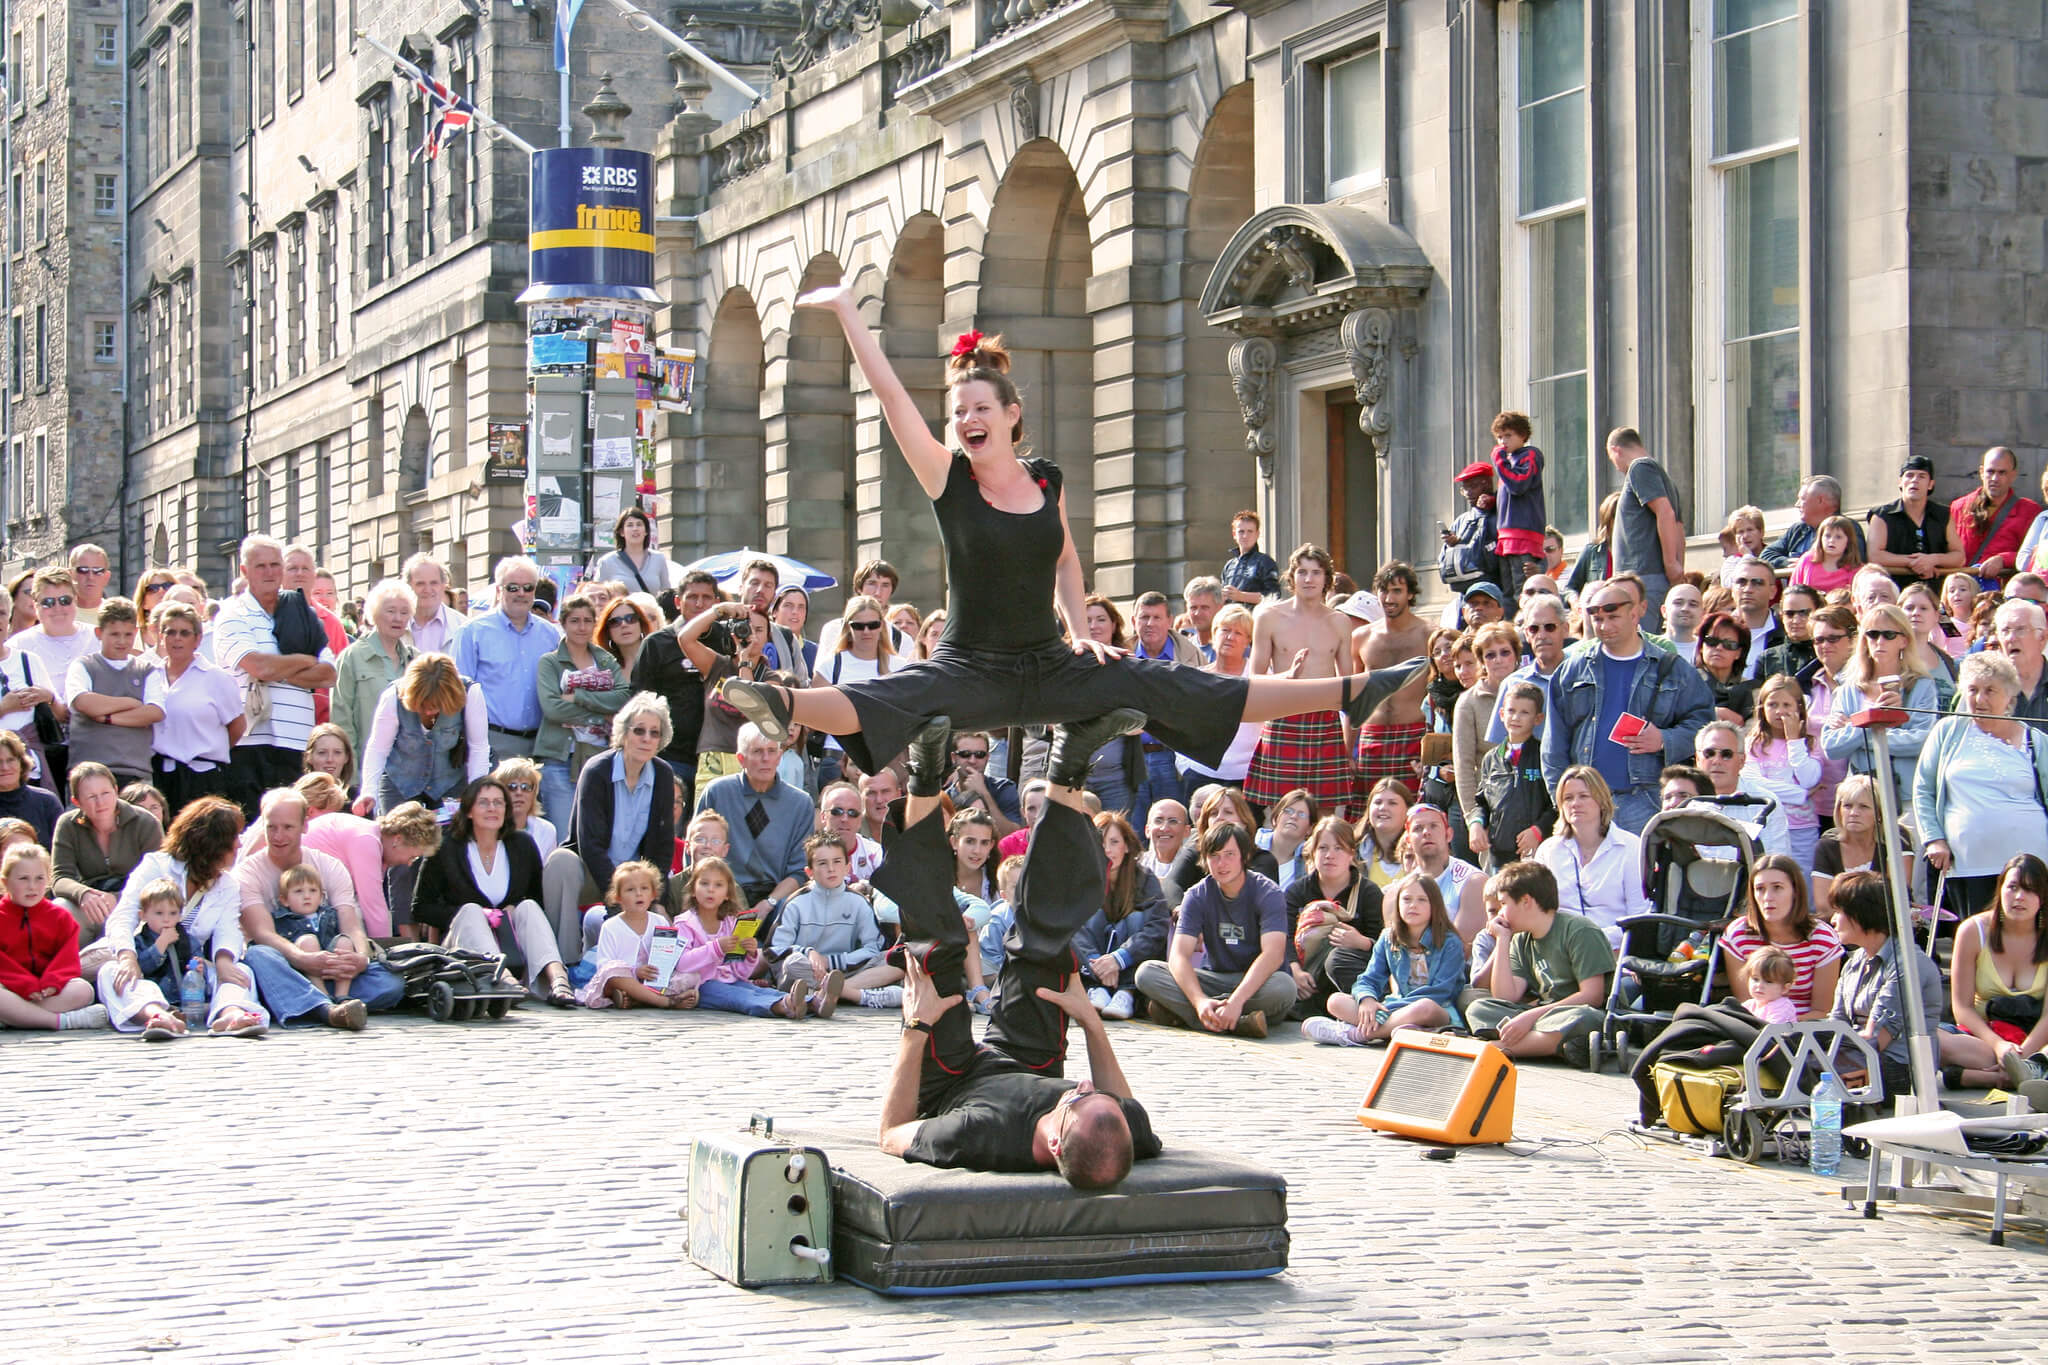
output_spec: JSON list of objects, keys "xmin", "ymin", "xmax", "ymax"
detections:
[{"xmin": 1457, "ymin": 462, "xmax": 1495, "ymax": 483}]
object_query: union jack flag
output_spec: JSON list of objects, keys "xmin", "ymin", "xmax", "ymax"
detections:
[{"xmin": 408, "ymin": 70, "xmax": 475, "ymax": 161}]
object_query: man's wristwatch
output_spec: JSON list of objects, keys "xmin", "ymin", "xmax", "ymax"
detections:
[{"xmin": 902, "ymin": 1019, "xmax": 933, "ymax": 1035}]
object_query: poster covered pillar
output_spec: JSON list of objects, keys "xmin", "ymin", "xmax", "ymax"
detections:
[{"xmin": 514, "ymin": 79, "xmax": 692, "ymax": 600}]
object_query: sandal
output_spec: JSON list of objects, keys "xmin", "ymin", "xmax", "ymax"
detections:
[
  {"xmin": 139, "ymin": 1011, "xmax": 181, "ymax": 1043},
  {"xmin": 546, "ymin": 976, "xmax": 579, "ymax": 1009},
  {"xmin": 718, "ymin": 678, "xmax": 794, "ymax": 744},
  {"xmin": 211, "ymin": 1008, "xmax": 268, "ymax": 1039}
]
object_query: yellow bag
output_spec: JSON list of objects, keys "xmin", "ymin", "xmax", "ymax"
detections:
[{"xmin": 1652, "ymin": 1060, "xmax": 1745, "ymax": 1136}]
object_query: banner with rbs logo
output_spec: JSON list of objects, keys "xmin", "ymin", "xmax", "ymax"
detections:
[{"xmin": 519, "ymin": 147, "xmax": 663, "ymax": 303}]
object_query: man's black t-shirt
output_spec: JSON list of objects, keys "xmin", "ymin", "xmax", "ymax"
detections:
[{"xmin": 904, "ymin": 1067, "xmax": 1162, "ymax": 1173}]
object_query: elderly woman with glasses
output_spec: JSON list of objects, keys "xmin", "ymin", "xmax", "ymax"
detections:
[
  {"xmin": 1695, "ymin": 611, "xmax": 1756, "ymax": 724},
  {"xmin": 539, "ymin": 693, "xmax": 678, "ymax": 965},
  {"xmin": 1822, "ymin": 603, "xmax": 1940, "ymax": 807},
  {"xmin": 1913, "ymin": 650, "xmax": 2048, "ymax": 918}
]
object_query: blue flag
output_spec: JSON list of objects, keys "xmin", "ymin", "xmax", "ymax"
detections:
[{"xmin": 553, "ymin": 0, "xmax": 585, "ymax": 73}]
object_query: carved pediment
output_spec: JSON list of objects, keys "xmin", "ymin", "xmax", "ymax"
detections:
[{"xmin": 1199, "ymin": 204, "xmax": 1431, "ymax": 335}]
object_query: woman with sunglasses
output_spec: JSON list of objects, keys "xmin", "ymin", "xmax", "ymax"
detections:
[
  {"xmin": 1694, "ymin": 611, "xmax": 1756, "ymax": 724},
  {"xmin": 132, "ymin": 571, "xmax": 179, "ymax": 653},
  {"xmin": 539, "ymin": 693, "xmax": 678, "ymax": 967},
  {"xmin": 1822, "ymin": 603, "xmax": 1940, "ymax": 808},
  {"xmin": 492, "ymin": 756, "xmax": 560, "ymax": 860},
  {"xmin": 1453, "ymin": 623, "xmax": 1524, "ymax": 835},
  {"xmin": 814, "ymin": 596, "xmax": 897, "ymax": 791},
  {"xmin": 596, "ymin": 598, "xmax": 655, "ymax": 685},
  {"xmin": 536, "ymin": 592, "xmax": 633, "ymax": 826}
]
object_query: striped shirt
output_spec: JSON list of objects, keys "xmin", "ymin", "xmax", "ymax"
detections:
[
  {"xmin": 214, "ymin": 591, "xmax": 333, "ymax": 752},
  {"xmin": 1720, "ymin": 918, "xmax": 1844, "ymax": 1016}
]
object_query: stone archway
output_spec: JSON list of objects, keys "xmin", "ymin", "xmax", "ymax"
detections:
[
  {"xmin": 979, "ymin": 139, "xmax": 1095, "ymax": 578},
  {"xmin": 871, "ymin": 212, "xmax": 946, "ymax": 596},
  {"xmin": 770, "ymin": 255, "xmax": 857, "ymax": 609},
  {"xmin": 692, "ymin": 287, "xmax": 769, "ymax": 562},
  {"xmin": 1183, "ymin": 83, "xmax": 1259, "ymax": 584}
]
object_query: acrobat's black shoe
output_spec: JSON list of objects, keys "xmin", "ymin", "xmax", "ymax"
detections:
[
  {"xmin": 904, "ymin": 715, "xmax": 953, "ymax": 799},
  {"xmin": 1340, "ymin": 658, "xmax": 1429, "ymax": 727},
  {"xmin": 1045, "ymin": 708, "xmax": 1146, "ymax": 791},
  {"xmin": 718, "ymin": 678, "xmax": 793, "ymax": 744}
]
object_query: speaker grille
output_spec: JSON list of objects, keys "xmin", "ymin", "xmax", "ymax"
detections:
[{"xmin": 1368, "ymin": 1045, "xmax": 1469, "ymax": 1122}]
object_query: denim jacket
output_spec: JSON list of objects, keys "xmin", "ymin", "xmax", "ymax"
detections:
[
  {"xmin": 1541, "ymin": 641, "xmax": 1716, "ymax": 795},
  {"xmin": 1355, "ymin": 926, "xmax": 1469, "ymax": 1009}
]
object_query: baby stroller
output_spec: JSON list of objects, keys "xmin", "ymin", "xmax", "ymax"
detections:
[
  {"xmin": 383, "ymin": 943, "xmax": 527, "ymax": 1022},
  {"xmin": 1590, "ymin": 793, "xmax": 1774, "ymax": 1072}
]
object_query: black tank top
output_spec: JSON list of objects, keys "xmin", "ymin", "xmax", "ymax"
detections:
[{"xmin": 934, "ymin": 453, "xmax": 1065, "ymax": 650}]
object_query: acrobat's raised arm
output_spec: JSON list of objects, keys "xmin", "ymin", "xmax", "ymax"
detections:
[{"xmin": 796, "ymin": 285, "xmax": 952, "ymax": 499}]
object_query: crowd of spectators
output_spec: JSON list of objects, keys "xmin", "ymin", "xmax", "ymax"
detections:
[{"xmin": 2, "ymin": 445, "xmax": 2045, "ymax": 1097}]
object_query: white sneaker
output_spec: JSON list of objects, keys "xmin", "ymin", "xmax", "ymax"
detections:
[
  {"xmin": 1301, "ymin": 1017, "xmax": 1363, "ymax": 1047},
  {"xmin": 1103, "ymin": 990, "xmax": 1135, "ymax": 1021},
  {"xmin": 860, "ymin": 986, "xmax": 904, "ymax": 1010},
  {"xmin": 57, "ymin": 1004, "xmax": 110, "ymax": 1031},
  {"xmin": 1087, "ymin": 987, "xmax": 1112, "ymax": 1012}
]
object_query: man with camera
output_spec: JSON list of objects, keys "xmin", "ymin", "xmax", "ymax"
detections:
[{"xmin": 943, "ymin": 729, "xmax": 1021, "ymax": 838}]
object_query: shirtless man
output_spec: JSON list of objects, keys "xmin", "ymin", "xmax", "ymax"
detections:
[
  {"xmin": 1242, "ymin": 545, "xmax": 1360, "ymax": 818},
  {"xmin": 1352, "ymin": 561, "xmax": 1433, "ymax": 791}
]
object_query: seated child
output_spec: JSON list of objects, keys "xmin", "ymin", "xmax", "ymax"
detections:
[
  {"xmin": 578, "ymin": 860, "xmax": 702, "ymax": 1010},
  {"xmin": 0, "ymin": 844, "xmax": 105, "ymax": 1030},
  {"xmin": 1467, "ymin": 681, "xmax": 1556, "ymax": 873},
  {"xmin": 671, "ymin": 855, "xmax": 807, "ymax": 1020},
  {"xmin": 1744, "ymin": 944, "xmax": 1800, "ymax": 1026},
  {"xmin": 1465, "ymin": 860, "xmax": 1615, "ymax": 1068},
  {"xmin": 132, "ymin": 878, "xmax": 196, "ymax": 1003},
  {"xmin": 973, "ymin": 854, "xmax": 1026, "ymax": 1011},
  {"xmin": 272, "ymin": 862, "xmax": 355, "ymax": 1000},
  {"xmin": 1303, "ymin": 871, "xmax": 1468, "ymax": 1046},
  {"xmin": 767, "ymin": 834, "xmax": 902, "ymax": 1009}
]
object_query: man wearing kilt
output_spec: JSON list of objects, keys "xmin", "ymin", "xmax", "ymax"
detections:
[{"xmin": 1244, "ymin": 546, "xmax": 1363, "ymax": 820}]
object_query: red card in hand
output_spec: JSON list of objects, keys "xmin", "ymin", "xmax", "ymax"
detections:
[{"xmin": 1608, "ymin": 712, "xmax": 1648, "ymax": 745}]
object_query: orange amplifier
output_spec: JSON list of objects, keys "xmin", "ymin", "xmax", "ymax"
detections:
[{"xmin": 1356, "ymin": 1029, "xmax": 1517, "ymax": 1145}]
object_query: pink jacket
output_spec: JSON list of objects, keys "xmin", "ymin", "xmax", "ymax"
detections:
[{"xmin": 673, "ymin": 908, "xmax": 763, "ymax": 985}]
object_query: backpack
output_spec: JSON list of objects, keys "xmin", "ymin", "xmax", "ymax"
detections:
[{"xmin": 1651, "ymin": 1057, "xmax": 1746, "ymax": 1137}]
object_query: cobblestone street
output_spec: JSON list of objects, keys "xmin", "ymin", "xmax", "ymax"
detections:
[{"xmin": 3, "ymin": 1008, "xmax": 2039, "ymax": 1363}]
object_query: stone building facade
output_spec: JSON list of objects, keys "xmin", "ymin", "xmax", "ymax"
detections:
[
  {"xmin": 642, "ymin": 0, "xmax": 2043, "ymax": 613},
  {"xmin": 1, "ymin": 0, "xmax": 126, "ymax": 574},
  {"xmin": 116, "ymin": 0, "xmax": 789, "ymax": 594},
  {"xmin": 2, "ymin": 0, "xmax": 2038, "ymax": 609}
]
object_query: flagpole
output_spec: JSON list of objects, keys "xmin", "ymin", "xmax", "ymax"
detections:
[
  {"xmin": 594, "ymin": 0, "xmax": 761, "ymax": 104},
  {"xmin": 357, "ymin": 31, "xmax": 541, "ymax": 155}
]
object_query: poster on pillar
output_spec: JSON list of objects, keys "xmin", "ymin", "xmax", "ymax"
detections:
[{"xmin": 516, "ymin": 147, "xmax": 663, "ymax": 305}]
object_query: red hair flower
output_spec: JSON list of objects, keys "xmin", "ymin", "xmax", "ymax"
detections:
[{"xmin": 950, "ymin": 329, "xmax": 986, "ymax": 358}]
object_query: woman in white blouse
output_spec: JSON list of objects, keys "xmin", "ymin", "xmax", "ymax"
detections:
[{"xmin": 1534, "ymin": 766, "xmax": 1650, "ymax": 950}]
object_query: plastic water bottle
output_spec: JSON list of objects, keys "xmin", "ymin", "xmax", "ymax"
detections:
[
  {"xmin": 1809, "ymin": 1070, "xmax": 1845, "ymax": 1176},
  {"xmin": 180, "ymin": 956, "xmax": 209, "ymax": 1029}
]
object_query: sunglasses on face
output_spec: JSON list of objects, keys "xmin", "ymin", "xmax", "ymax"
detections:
[
  {"xmin": 1864, "ymin": 629, "xmax": 1904, "ymax": 642},
  {"xmin": 848, "ymin": 619, "xmax": 883, "ymax": 632},
  {"xmin": 502, "ymin": 582, "xmax": 537, "ymax": 595},
  {"xmin": 1703, "ymin": 637, "xmax": 1741, "ymax": 651},
  {"xmin": 627, "ymin": 725, "xmax": 662, "ymax": 739},
  {"xmin": 827, "ymin": 806, "xmax": 861, "ymax": 819},
  {"xmin": 1698, "ymin": 747, "xmax": 1737, "ymax": 760},
  {"xmin": 1586, "ymin": 601, "xmax": 1629, "ymax": 618},
  {"xmin": 1782, "ymin": 607, "xmax": 1812, "ymax": 620},
  {"xmin": 1525, "ymin": 621, "xmax": 1562, "ymax": 634},
  {"xmin": 953, "ymin": 749, "xmax": 988, "ymax": 760},
  {"xmin": 38, "ymin": 596, "xmax": 72, "ymax": 608},
  {"xmin": 503, "ymin": 782, "xmax": 534, "ymax": 793},
  {"xmin": 1810, "ymin": 633, "xmax": 1849, "ymax": 646}
]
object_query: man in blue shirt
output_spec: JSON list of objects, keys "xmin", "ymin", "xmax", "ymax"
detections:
[
  {"xmin": 1129, "ymin": 591, "xmax": 1202, "ymax": 829},
  {"xmin": 699, "ymin": 724, "xmax": 814, "ymax": 914},
  {"xmin": 453, "ymin": 557, "xmax": 561, "ymax": 760},
  {"xmin": 1541, "ymin": 575, "xmax": 1714, "ymax": 834},
  {"xmin": 1220, "ymin": 510, "xmax": 1281, "ymax": 605},
  {"xmin": 1133, "ymin": 822, "xmax": 1295, "ymax": 1037}
]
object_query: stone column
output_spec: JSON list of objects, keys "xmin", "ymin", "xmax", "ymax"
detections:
[{"xmin": 1083, "ymin": 47, "xmax": 1185, "ymax": 601}]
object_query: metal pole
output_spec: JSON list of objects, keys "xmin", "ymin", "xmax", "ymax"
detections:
[
  {"xmin": 1864, "ymin": 723, "xmax": 1940, "ymax": 1113},
  {"xmin": 594, "ymin": 0, "xmax": 762, "ymax": 104},
  {"xmin": 559, "ymin": 68, "xmax": 571, "ymax": 147},
  {"xmin": 357, "ymin": 32, "xmax": 541, "ymax": 155}
]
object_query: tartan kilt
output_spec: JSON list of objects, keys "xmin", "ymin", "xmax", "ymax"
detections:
[
  {"xmin": 1244, "ymin": 711, "xmax": 1356, "ymax": 812},
  {"xmin": 1354, "ymin": 720, "xmax": 1427, "ymax": 784}
]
